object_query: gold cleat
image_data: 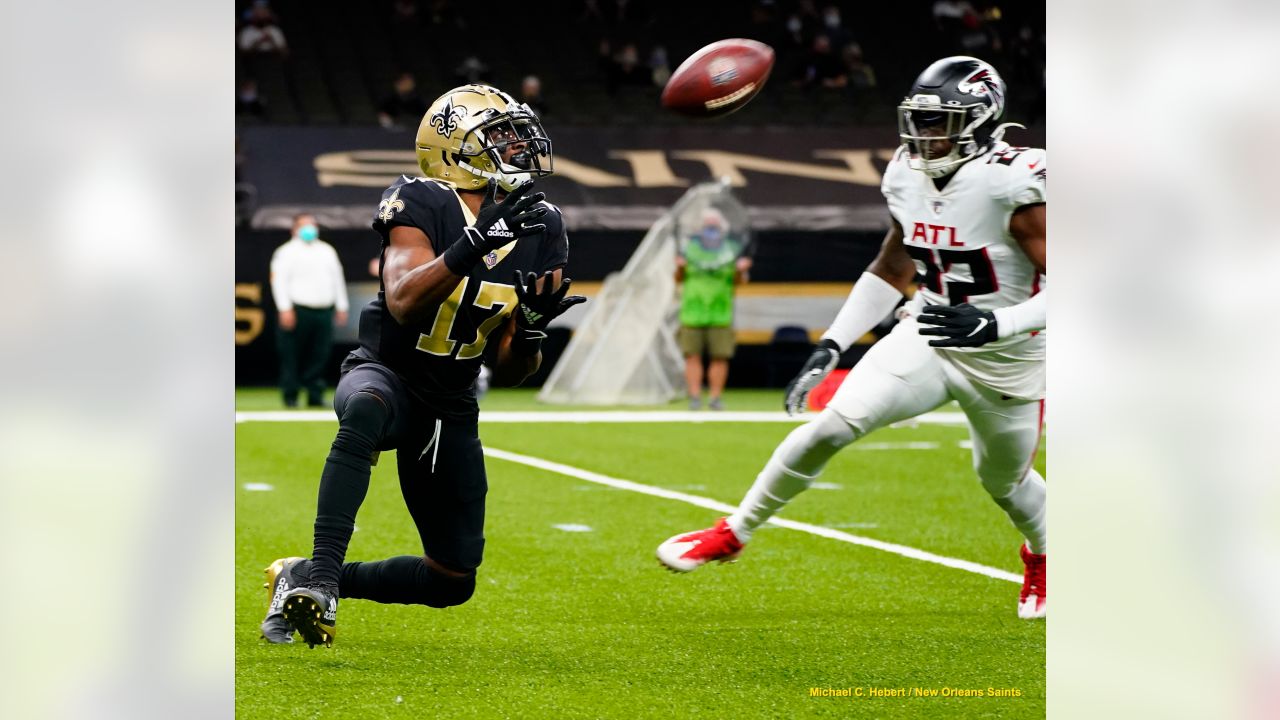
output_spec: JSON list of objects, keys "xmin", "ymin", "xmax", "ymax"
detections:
[
  {"xmin": 260, "ymin": 557, "xmax": 306, "ymax": 644},
  {"xmin": 282, "ymin": 586, "xmax": 338, "ymax": 648}
]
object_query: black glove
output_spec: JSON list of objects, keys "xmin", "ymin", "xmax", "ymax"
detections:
[
  {"xmin": 917, "ymin": 303, "xmax": 999, "ymax": 347},
  {"xmin": 509, "ymin": 271, "xmax": 588, "ymax": 356},
  {"xmin": 783, "ymin": 339, "xmax": 841, "ymax": 416},
  {"xmin": 442, "ymin": 182, "xmax": 548, "ymax": 275}
]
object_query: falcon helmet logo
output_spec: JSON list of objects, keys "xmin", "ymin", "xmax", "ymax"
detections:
[
  {"xmin": 430, "ymin": 98, "xmax": 467, "ymax": 137},
  {"xmin": 956, "ymin": 67, "xmax": 1005, "ymax": 109}
]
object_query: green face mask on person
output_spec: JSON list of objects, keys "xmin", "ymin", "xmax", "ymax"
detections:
[{"xmin": 298, "ymin": 224, "xmax": 319, "ymax": 242}]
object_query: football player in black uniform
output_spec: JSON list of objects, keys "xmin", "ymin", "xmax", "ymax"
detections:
[{"xmin": 260, "ymin": 84, "xmax": 585, "ymax": 647}]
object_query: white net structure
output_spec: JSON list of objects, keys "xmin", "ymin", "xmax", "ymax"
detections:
[{"xmin": 538, "ymin": 180, "xmax": 750, "ymax": 405}]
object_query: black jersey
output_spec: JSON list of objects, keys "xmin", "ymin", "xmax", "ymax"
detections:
[{"xmin": 346, "ymin": 175, "xmax": 569, "ymax": 420}]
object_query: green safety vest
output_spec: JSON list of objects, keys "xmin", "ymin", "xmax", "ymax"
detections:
[{"xmin": 679, "ymin": 235, "xmax": 742, "ymax": 327}]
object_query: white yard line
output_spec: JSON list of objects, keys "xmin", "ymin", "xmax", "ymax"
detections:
[
  {"xmin": 482, "ymin": 447, "xmax": 1021, "ymax": 584},
  {"xmin": 855, "ymin": 441, "xmax": 943, "ymax": 450},
  {"xmin": 235, "ymin": 409, "xmax": 968, "ymax": 425}
]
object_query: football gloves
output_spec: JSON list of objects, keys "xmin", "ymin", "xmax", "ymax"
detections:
[
  {"xmin": 783, "ymin": 339, "xmax": 841, "ymax": 416},
  {"xmin": 442, "ymin": 181, "xmax": 548, "ymax": 275},
  {"xmin": 510, "ymin": 270, "xmax": 587, "ymax": 355},
  {"xmin": 917, "ymin": 303, "xmax": 999, "ymax": 347}
]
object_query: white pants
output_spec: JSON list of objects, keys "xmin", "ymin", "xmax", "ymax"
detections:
[{"xmin": 827, "ymin": 317, "xmax": 1044, "ymax": 499}]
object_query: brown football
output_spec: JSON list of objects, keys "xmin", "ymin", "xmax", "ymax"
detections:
[{"xmin": 661, "ymin": 39, "xmax": 775, "ymax": 118}]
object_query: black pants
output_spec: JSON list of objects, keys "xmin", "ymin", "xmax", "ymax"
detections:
[
  {"xmin": 336, "ymin": 362, "xmax": 487, "ymax": 572},
  {"xmin": 277, "ymin": 305, "xmax": 334, "ymax": 406}
]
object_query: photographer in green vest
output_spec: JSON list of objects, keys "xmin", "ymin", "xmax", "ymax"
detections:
[{"xmin": 676, "ymin": 207, "xmax": 752, "ymax": 410}]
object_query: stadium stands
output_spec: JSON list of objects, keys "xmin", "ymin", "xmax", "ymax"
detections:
[{"xmin": 235, "ymin": 0, "xmax": 1044, "ymax": 128}]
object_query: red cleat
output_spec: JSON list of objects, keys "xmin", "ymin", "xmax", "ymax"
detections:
[
  {"xmin": 1018, "ymin": 543, "xmax": 1046, "ymax": 619},
  {"xmin": 656, "ymin": 518, "xmax": 745, "ymax": 572}
]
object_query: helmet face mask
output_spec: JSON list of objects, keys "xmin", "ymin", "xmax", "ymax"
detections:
[
  {"xmin": 897, "ymin": 56, "xmax": 1008, "ymax": 179},
  {"xmin": 416, "ymin": 85, "xmax": 554, "ymax": 192},
  {"xmin": 471, "ymin": 110, "xmax": 551, "ymax": 176},
  {"xmin": 898, "ymin": 97, "xmax": 993, "ymax": 178}
]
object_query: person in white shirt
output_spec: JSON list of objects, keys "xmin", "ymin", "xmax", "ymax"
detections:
[
  {"xmin": 270, "ymin": 214, "xmax": 349, "ymax": 407},
  {"xmin": 238, "ymin": 5, "xmax": 288, "ymax": 57}
]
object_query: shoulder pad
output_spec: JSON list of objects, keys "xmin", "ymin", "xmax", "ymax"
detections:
[
  {"xmin": 982, "ymin": 146, "xmax": 1046, "ymax": 208},
  {"xmin": 374, "ymin": 176, "xmax": 453, "ymax": 228},
  {"xmin": 880, "ymin": 145, "xmax": 912, "ymax": 199}
]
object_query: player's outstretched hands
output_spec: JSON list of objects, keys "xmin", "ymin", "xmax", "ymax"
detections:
[
  {"xmin": 512, "ymin": 271, "xmax": 587, "ymax": 331},
  {"xmin": 783, "ymin": 339, "xmax": 841, "ymax": 416},
  {"xmin": 918, "ymin": 303, "xmax": 999, "ymax": 348},
  {"xmin": 466, "ymin": 181, "xmax": 548, "ymax": 252}
]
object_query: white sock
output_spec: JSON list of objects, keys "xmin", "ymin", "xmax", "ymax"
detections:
[
  {"xmin": 727, "ymin": 458, "xmax": 816, "ymax": 542},
  {"xmin": 727, "ymin": 411, "xmax": 855, "ymax": 542},
  {"xmin": 996, "ymin": 469, "xmax": 1047, "ymax": 554},
  {"xmin": 732, "ymin": 407, "xmax": 860, "ymax": 540}
]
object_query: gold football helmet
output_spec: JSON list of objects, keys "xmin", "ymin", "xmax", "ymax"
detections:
[{"xmin": 415, "ymin": 84, "xmax": 553, "ymax": 191}]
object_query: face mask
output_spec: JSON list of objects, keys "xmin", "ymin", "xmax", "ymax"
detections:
[
  {"xmin": 298, "ymin": 224, "xmax": 319, "ymax": 242},
  {"xmin": 700, "ymin": 226, "xmax": 723, "ymax": 243}
]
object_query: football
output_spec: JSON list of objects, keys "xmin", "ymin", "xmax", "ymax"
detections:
[{"xmin": 661, "ymin": 39, "xmax": 775, "ymax": 118}]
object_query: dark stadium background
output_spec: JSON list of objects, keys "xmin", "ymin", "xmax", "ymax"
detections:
[{"xmin": 235, "ymin": 0, "xmax": 1045, "ymax": 389}]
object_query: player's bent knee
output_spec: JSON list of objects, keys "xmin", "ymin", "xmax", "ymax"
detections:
[
  {"xmin": 975, "ymin": 463, "xmax": 1024, "ymax": 500},
  {"xmin": 330, "ymin": 391, "xmax": 390, "ymax": 459},
  {"xmin": 809, "ymin": 409, "xmax": 859, "ymax": 451},
  {"xmin": 778, "ymin": 409, "xmax": 858, "ymax": 477},
  {"xmin": 421, "ymin": 566, "xmax": 476, "ymax": 608}
]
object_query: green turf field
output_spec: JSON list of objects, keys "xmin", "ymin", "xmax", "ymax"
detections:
[
  {"xmin": 236, "ymin": 390, "xmax": 1044, "ymax": 718},
  {"xmin": 234, "ymin": 386, "xmax": 792, "ymax": 412}
]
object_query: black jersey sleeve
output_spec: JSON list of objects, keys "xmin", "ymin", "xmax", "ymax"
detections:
[
  {"xmin": 536, "ymin": 203, "xmax": 570, "ymax": 273},
  {"xmin": 371, "ymin": 176, "xmax": 456, "ymax": 255}
]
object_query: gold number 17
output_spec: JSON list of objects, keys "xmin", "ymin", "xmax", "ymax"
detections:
[{"xmin": 415, "ymin": 278, "xmax": 518, "ymax": 360}]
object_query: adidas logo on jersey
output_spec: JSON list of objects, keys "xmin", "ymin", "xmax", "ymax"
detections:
[{"xmin": 487, "ymin": 219, "xmax": 515, "ymax": 238}]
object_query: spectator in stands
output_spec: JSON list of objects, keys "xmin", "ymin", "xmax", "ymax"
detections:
[
  {"xmin": 270, "ymin": 214, "xmax": 349, "ymax": 408},
  {"xmin": 839, "ymin": 41, "xmax": 878, "ymax": 121},
  {"xmin": 932, "ymin": 0, "xmax": 975, "ymax": 34},
  {"xmin": 520, "ymin": 75, "xmax": 549, "ymax": 118},
  {"xmin": 238, "ymin": 3, "xmax": 288, "ymax": 57},
  {"xmin": 780, "ymin": 11, "xmax": 814, "ymax": 84},
  {"xmin": 377, "ymin": 72, "xmax": 429, "ymax": 129},
  {"xmin": 956, "ymin": 7, "xmax": 994, "ymax": 54},
  {"xmin": 606, "ymin": 42, "xmax": 651, "ymax": 93},
  {"xmin": 933, "ymin": 0, "xmax": 1001, "ymax": 53},
  {"xmin": 800, "ymin": 34, "xmax": 848, "ymax": 89},
  {"xmin": 842, "ymin": 42, "xmax": 876, "ymax": 90},
  {"xmin": 454, "ymin": 55, "xmax": 489, "ymax": 84},
  {"xmin": 819, "ymin": 4, "xmax": 852, "ymax": 49},
  {"xmin": 236, "ymin": 79, "xmax": 266, "ymax": 120},
  {"xmin": 676, "ymin": 207, "xmax": 753, "ymax": 411},
  {"xmin": 649, "ymin": 45, "xmax": 671, "ymax": 87}
]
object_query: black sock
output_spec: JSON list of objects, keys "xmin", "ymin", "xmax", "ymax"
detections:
[
  {"xmin": 309, "ymin": 392, "xmax": 388, "ymax": 588},
  {"xmin": 340, "ymin": 556, "xmax": 477, "ymax": 608},
  {"xmin": 340, "ymin": 556, "xmax": 431, "ymax": 604}
]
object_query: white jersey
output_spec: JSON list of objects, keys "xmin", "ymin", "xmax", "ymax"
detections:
[{"xmin": 881, "ymin": 141, "xmax": 1046, "ymax": 400}]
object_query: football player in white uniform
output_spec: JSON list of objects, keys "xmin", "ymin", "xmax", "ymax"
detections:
[{"xmin": 656, "ymin": 56, "xmax": 1048, "ymax": 619}]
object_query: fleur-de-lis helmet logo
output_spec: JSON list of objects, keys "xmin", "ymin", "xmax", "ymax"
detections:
[
  {"xmin": 430, "ymin": 98, "xmax": 467, "ymax": 137},
  {"xmin": 378, "ymin": 186, "xmax": 405, "ymax": 222}
]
